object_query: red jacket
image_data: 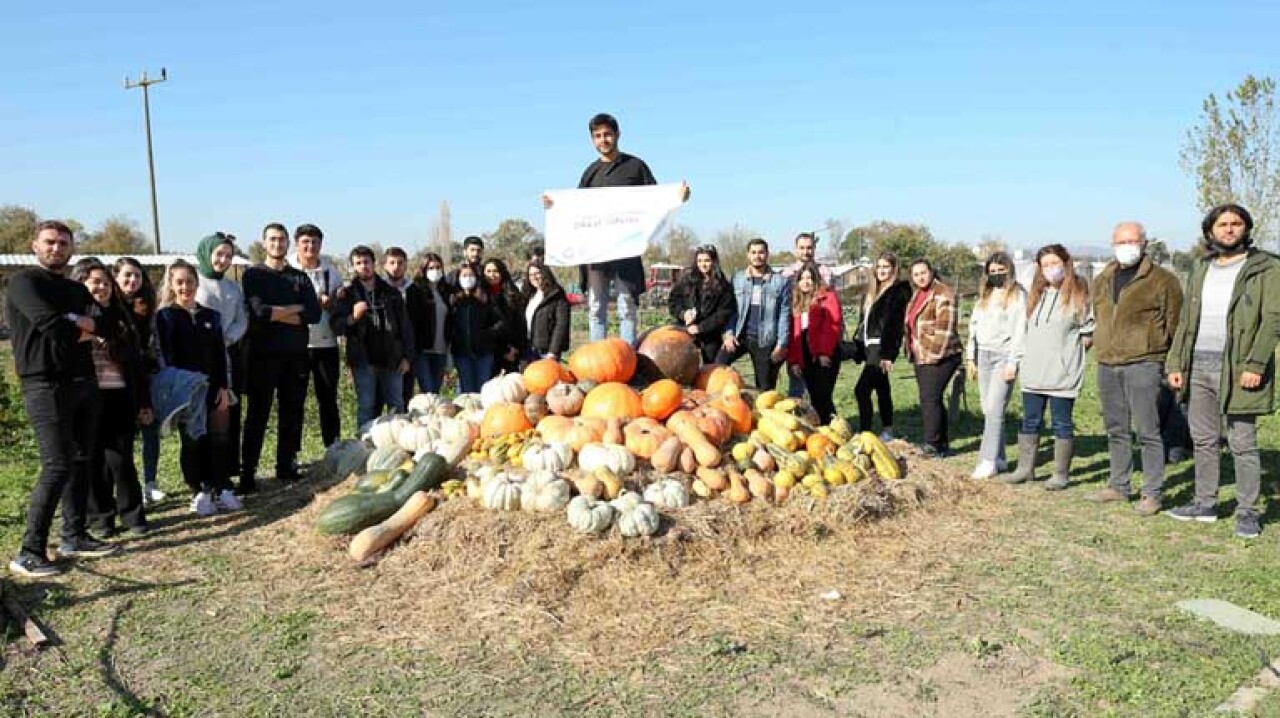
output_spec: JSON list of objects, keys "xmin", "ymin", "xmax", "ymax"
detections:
[{"xmin": 786, "ymin": 290, "xmax": 843, "ymax": 366}]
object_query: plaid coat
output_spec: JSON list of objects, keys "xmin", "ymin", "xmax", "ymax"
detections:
[{"xmin": 906, "ymin": 280, "xmax": 962, "ymax": 365}]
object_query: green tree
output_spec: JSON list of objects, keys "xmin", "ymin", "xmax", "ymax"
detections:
[
  {"xmin": 485, "ymin": 218, "xmax": 543, "ymax": 261},
  {"xmin": 843, "ymin": 221, "xmax": 938, "ymax": 264},
  {"xmin": 1146, "ymin": 238, "xmax": 1171, "ymax": 266},
  {"xmin": 1180, "ymin": 74, "xmax": 1280, "ymax": 249},
  {"xmin": 665, "ymin": 224, "xmax": 697, "ymax": 267},
  {"xmin": 0, "ymin": 206, "xmax": 83, "ymax": 253},
  {"xmin": 975, "ymin": 234, "xmax": 1008, "ymax": 260},
  {"xmin": 713, "ymin": 224, "xmax": 759, "ymax": 276},
  {"xmin": 79, "ymin": 216, "xmax": 152, "ymax": 254},
  {"xmin": 247, "ymin": 240, "xmax": 267, "ymax": 264}
]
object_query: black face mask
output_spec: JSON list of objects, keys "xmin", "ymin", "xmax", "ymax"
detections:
[{"xmin": 987, "ymin": 274, "xmax": 1007, "ymax": 288}]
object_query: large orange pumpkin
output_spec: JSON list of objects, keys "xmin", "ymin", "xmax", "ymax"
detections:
[
  {"xmin": 640, "ymin": 379, "xmax": 683, "ymax": 421},
  {"xmin": 623, "ymin": 417, "xmax": 673, "ymax": 459},
  {"xmin": 568, "ymin": 338, "xmax": 637, "ymax": 385},
  {"xmin": 523, "ymin": 359, "xmax": 574, "ymax": 396},
  {"xmin": 536, "ymin": 415, "xmax": 607, "ymax": 451},
  {"xmin": 636, "ymin": 326, "xmax": 701, "ymax": 385},
  {"xmin": 694, "ymin": 365, "xmax": 745, "ymax": 394},
  {"xmin": 481, "ymin": 402, "xmax": 534, "ymax": 438},
  {"xmin": 580, "ymin": 382, "xmax": 644, "ymax": 420}
]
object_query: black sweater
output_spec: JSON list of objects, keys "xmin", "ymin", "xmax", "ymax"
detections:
[
  {"xmin": 668, "ymin": 275, "xmax": 736, "ymax": 344},
  {"xmin": 856, "ymin": 280, "xmax": 912, "ymax": 362},
  {"xmin": 404, "ymin": 280, "xmax": 452, "ymax": 354},
  {"xmin": 449, "ymin": 295, "xmax": 502, "ymax": 356},
  {"xmin": 330, "ymin": 276, "xmax": 415, "ymax": 368},
  {"xmin": 242, "ymin": 264, "xmax": 321, "ymax": 357},
  {"xmin": 6, "ymin": 266, "xmax": 96, "ymax": 380},
  {"xmin": 525, "ymin": 285, "xmax": 571, "ymax": 356},
  {"xmin": 155, "ymin": 305, "xmax": 228, "ymax": 402}
]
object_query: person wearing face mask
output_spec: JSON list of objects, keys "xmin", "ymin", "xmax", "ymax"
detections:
[
  {"xmin": 195, "ymin": 233, "xmax": 249, "ymax": 483},
  {"xmin": 853, "ymin": 252, "xmax": 912, "ymax": 440},
  {"xmin": 405, "ymin": 253, "xmax": 452, "ymax": 393},
  {"xmin": 1164, "ymin": 204, "xmax": 1279, "ymax": 539},
  {"xmin": 965, "ymin": 252, "xmax": 1027, "ymax": 479},
  {"xmin": 482, "ymin": 258, "xmax": 527, "ymax": 377},
  {"xmin": 904, "ymin": 259, "xmax": 963, "ymax": 458},
  {"xmin": 1086, "ymin": 223, "xmax": 1183, "ymax": 515},
  {"xmin": 1004, "ymin": 245, "xmax": 1094, "ymax": 489},
  {"xmin": 449, "ymin": 265, "xmax": 504, "ymax": 393}
]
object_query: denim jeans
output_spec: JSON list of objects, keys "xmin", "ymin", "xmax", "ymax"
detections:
[
  {"xmin": 1021, "ymin": 391, "xmax": 1074, "ymax": 439},
  {"xmin": 20, "ymin": 377, "xmax": 99, "ymax": 557},
  {"xmin": 454, "ymin": 353, "xmax": 494, "ymax": 394},
  {"xmin": 1187, "ymin": 353, "xmax": 1260, "ymax": 515},
  {"xmin": 413, "ymin": 352, "xmax": 449, "ymax": 395},
  {"xmin": 587, "ymin": 276, "xmax": 637, "ymax": 344},
  {"xmin": 1097, "ymin": 361, "xmax": 1165, "ymax": 498},
  {"xmin": 787, "ymin": 372, "xmax": 807, "ymax": 398},
  {"xmin": 352, "ymin": 363, "xmax": 405, "ymax": 428},
  {"xmin": 975, "ymin": 350, "xmax": 1015, "ymax": 465}
]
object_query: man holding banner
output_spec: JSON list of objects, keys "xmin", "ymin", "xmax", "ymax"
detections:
[{"xmin": 543, "ymin": 112, "xmax": 690, "ymax": 344}]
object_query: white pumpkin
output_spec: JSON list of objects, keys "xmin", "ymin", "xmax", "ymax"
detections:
[
  {"xmin": 577, "ymin": 443, "xmax": 636, "ymax": 476},
  {"xmin": 428, "ymin": 434, "xmax": 472, "ymax": 467},
  {"xmin": 436, "ymin": 417, "xmax": 473, "ymax": 445},
  {"xmin": 396, "ymin": 423, "xmax": 437, "ymax": 453},
  {"xmin": 480, "ymin": 373, "xmax": 528, "ymax": 409},
  {"xmin": 369, "ymin": 415, "xmax": 410, "ymax": 450},
  {"xmin": 643, "ymin": 478, "xmax": 690, "ymax": 509},
  {"xmin": 566, "ymin": 495, "xmax": 615, "ymax": 535},
  {"xmin": 454, "ymin": 393, "xmax": 484, "ymax": 413},
  {"xmin": 611, "ymin": 491, "xmax": 660, "ymax": 538},
  {"xmin": 521, "ymin": 441, "xmax": 574, "ymax": 473},
  {"xmin": 481, "ymin": 471, "xmax": 523, "ymax": 511},
  {"xmin": 407, "ymin": 392, "xmax": 443, "ymax": 415},
  {"xmin": 520, "ymin": 470, "xmax": 572, "ymax": 512}
]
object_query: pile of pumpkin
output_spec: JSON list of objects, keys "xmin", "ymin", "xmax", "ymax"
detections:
[{"xmin": 314, "ymin": 327, "xmax": 907, "ymax": 554}]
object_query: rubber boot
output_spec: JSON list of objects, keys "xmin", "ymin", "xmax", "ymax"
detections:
[
  {"xmin": 1001, "ymin": 434, "xmax": 1040, "ymax": 484},
  {"xmin": 1045, "ymin": 437, "xmax": 1073, "ymax": 491}
]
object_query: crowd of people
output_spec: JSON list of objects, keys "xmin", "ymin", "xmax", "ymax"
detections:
[{"xmin": 5, "ymin": 111, "xmax": 1277, "ymax": 579}]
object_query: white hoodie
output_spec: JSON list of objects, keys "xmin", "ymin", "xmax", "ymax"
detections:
[{"xmin": 288, "ymin": 254, "xmax": 345, "ymax": 349}]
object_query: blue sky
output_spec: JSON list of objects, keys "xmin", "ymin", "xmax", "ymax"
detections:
[{"xmin": 1, "ymin": 0, "xmax": 1276, "ymax": 257}]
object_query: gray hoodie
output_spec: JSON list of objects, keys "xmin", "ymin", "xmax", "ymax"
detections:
[
  {"xmin": 289, "ymin": 254, "xmax": 345, "ymax": 349},
  {"xmin": 1013, "ymin": 287, "xmax": 1095, "ymax": 398}
]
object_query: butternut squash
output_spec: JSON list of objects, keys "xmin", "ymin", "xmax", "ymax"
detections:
[
  {"xmin": 668, "ymin": 410, "xmax": 722, "ymax": 467},
  {"xmin": 348, "ymin": 491, "xmax": 436, "ymax": 561},
  {"xmin": 696, "ymin": 465, "xmax": 729, "ymax": 492},
  {"xmin": 679, "ymin": 445, "xmax": 698, "ymax": 474},
  {"xmin": 603, "ymin": 418, "xmax": 624, "ymax": 446},
  {"xmin": 651, "ymin": 436, "xmax": 684, "ymax": 473},
  {"xmin": 726, "ymin": 469, "xmax": 751, "ymax": 504}
]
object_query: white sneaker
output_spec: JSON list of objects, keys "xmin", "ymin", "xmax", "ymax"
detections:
[
  {"xmin": 215, "ymin": 490, "xmax": 242, "ymax": 512},
  {"xmin": 971, "ymin": 460, "xmax": 997, "ymax": 480},
  {"xmin": 190, "ymin": 492, "xmax": 216, "ymax": 516},
  {"xmin": 143, "ymin": 482, "xmax": 167, "ymax": 504},
  {"xmin": 879, "ymin": 430, "xmax": 896, "ymax": 443}
]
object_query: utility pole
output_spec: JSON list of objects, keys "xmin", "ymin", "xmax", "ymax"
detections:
[{"xmin": 124, "ymin": 68, "xmax": 167, "ymax": 253}]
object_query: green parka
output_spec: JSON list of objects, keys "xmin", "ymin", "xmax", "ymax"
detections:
[{"xmin": 1166, "ymin": 249, "xmax": 1280, "ymax": 415}]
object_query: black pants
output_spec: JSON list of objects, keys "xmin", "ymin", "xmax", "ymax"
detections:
[
  {"xmin": 914, "ymin": 354, "xmax": 961, "ymax": 450},
  {"xmin": 308, "ymin": 346, "xmax": 341, "ymax": 448},
  {"xmin": 226, "ymin": 341, "xmax": 245, "ymax": 477},
  {"xmin": 855, "ymin": 360, "xmax": 894, "ymax": 432},
  {"xmin": 715, "ymin": 336, "xmax": 781, "ymax": 391},
  {"xmin": 180, "ymin": 425, "xmax": 233, "ymax": 495},
  {"xmin": 88, "ymin": 388, "xmax": 146, "ymax": 532},
  {"xmin": 695, "ymin": 338, "xmax": 720, "ymax": 366},
  {"xmin": 20, "ymin": 377, "xmax": 99, "ymax": 557},
  {"xmin": 242, "ymin": 352, "xmax": 308, "ymax": 485},
  {"xmin": 800, "ymin": 344, "xmax": 841, "ymax": 424}
]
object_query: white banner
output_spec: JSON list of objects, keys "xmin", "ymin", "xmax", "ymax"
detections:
[{"xmin": 543, "ymin": 184, "xmax": 685, "ymax": 266}]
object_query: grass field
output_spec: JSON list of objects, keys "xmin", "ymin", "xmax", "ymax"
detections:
[{"xmin": 0, "ymin": 309, "xmax": 1278, "ymax": 717}]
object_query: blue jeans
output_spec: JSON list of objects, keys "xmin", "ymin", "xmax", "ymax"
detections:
[
  {"xmin": 454, "ymin": 353, "xmax": 494, "ymax": 394},
  {"xmin": 787, "ymin": 372, "xmax": 807, "ymax": 398},
  {"xmin": 352, "ymin": 363, "xmax": 405, "ymax": 428},
  {"xmin": 412, "ymin": 352, "xmax": 449, "ymax": 395},
  {"xmin": 1021, "ymin": 392, "xmax": 1074, "ymax": 440},
  {"xmin": 140, "ymin": 419, "xmax": 160, "ymax": 485},
  {"xmin": 587, "ymin": 280, "xmax": 637, "ymax": 344}
]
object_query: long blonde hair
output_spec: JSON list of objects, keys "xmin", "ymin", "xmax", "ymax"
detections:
[
  {"xmin": 791, "ymin": 262, "xmax": 828, "ymax": 316},
  {"xmin": 159, "ymin": 260, "xmax": 198, "ymax": 309},
  {"xmin": 1026, "ymin": 244, "xmax": 1088, "ymax": 319}
]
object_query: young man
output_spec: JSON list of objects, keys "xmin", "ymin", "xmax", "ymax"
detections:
[
  {"xmin": 289, "ymin": 223, "xmax": 345, "ymax": 447},
  {"xmin": 781, "ymin": 232, "xmax": 836, "ymax": 397},
  {"xmin": 1088, "ymin": 222, "xmax": 1183, "ymax": 516},
  {"xmin": 381, "ymin": 246, "xmax": 416, "ymax": 406},
  {"xmin": 331, "ymin": 246, "xmax": 415, "ymax": 428},
  {"xmin": 8, "ymin": 221, "xmax": 118, "ymax": 576},
  {"xmin": 545, "ymin": 112, "xmax": 690, "ymax": 344},
  {"xmin": 241, "ymin": 222, "xmax": 321, "ymax": 489},
  {"xmin": 717, "ymin": 238, "xmax": 791, "ymax": 390},
  {"xmin": 447, "ymin": 236, "xmax": 485, "ymax": 290}
]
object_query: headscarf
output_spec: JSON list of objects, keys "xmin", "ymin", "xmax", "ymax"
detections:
[{"xmin": 196, "ymin": 233, "xmax": 234, "ymax": 280}]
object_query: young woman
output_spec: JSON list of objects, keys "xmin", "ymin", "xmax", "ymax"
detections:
[
  {"xmin": 72, "ymin": 259, "xmax": 152, "ymax": 536},
  {"xmin": 668, "ymin": 245, "xmax": 737, "ymax": 364},
  {"xmin": 114, "ymin": 257, "xmax": 165, "ymax": 503},
  {"xmin": 785, "ymin": 262, "xmax": 843, "ymax": 423},
  {"xmin": 904, "ymin": 259, "xmax": 963, "ymax": 458},
  {"xmin": 1005, "ymin": 244, "xmax": 1094, "ymax": 489},
  {"xmin": 405, "ymin": 253, "xmax": 452, "ymax": 393},
  {"xmin": 853, "ymin": 252, "xmax": 912, "ymax": 439},
  {"xmin": 450, "ymin": 264, "xmax": 503, "ymax": 393},
  {"xmin": 965, "ymin": 252, "xmax": 1027, "ymax": 479},
  {"xmin": 483, "ymin": 258, "xmax": 527, "ymax": 376},
  {"xmin": 194, "ymin": 233, "xmax": 248, "ymax": 489},
  {"xmin": 1165, "ymin": 204, "xmax": 1279, "ymax": 539},
  {"xmin": 523, "ymin": 263, "xmax": 571, "ymax": 360},
  {"xmin": 155, "ymin": 260, "xmax": 241, "ymax": 516}
]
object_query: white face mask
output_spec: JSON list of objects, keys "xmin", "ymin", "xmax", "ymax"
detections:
[
  {"xmin": 1114, "ymin": 244, "xmax": 1142, "ymax": 267},
  {"xmin": 1042, "ymin": 265, "xmax": 1065, "ymax": 284},
  {"xmin": 459, "ymin": 276, "xmax": 477, "ymax": 290},
  {"xmin": 426, "ymin": 269, "xmax": 442, "ymax": 283}
]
